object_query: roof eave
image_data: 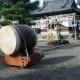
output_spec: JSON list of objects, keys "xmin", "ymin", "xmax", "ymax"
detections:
[{"xmin": 31, "ymin": 9, "xmax": 78, "ymax": 17}]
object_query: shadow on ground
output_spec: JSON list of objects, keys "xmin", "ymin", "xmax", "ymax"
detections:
[
  {"xmin": 0, "ymin": 56, "xmax": 76, "ymax": 80},
  {"xmin": 27, "ymin": 56, "xmax": 75, "ymax": 69}
]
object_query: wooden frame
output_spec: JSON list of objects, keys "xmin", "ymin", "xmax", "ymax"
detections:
[{"xmin": 0, "ymin": 52, "xmax": 44, "ymax": 67}]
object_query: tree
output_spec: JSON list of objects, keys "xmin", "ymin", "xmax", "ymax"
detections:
[
  {"xmin": 0, "ymin": 0, "xmax": 39, "ymax": 25},
  {"xmin": 77, "ymin": 0, "xmax": 80, "ymax": 5}
]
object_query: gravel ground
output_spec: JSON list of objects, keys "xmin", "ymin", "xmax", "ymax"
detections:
[{"xmin": 1, "ymin": 39, "xmax": 80, "ymax": 80}]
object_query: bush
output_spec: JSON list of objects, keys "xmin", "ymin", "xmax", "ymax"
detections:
[
  {"xmin": 0, "ymin": 20, "xmax": 11, "ymax": 26},
  {"xmin": 25, "ymin": 17, "xmax": 32, "ymax": 26}
]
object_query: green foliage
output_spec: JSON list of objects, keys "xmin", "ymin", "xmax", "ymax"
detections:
[
  {"xmin": 77, "ymin": 0, "xmax": 80, "ymax": 5},
  {"xmin": 25, "ymin": 17, "xmax": 32, "ymax": 25},
  {"xmin": 25, "ymin": 1, "xmax": 39, "ymax": 12},
  {"xmin": 8, "ymin": 0, "xmax": 30, "ymax": 4},
  {"xmin": 0, "ymin": 0, "xmax": 39, "ymax": 25},
  {"xmin": 0, "ymin": 20, "xmax": 11, "ymax": 26}
]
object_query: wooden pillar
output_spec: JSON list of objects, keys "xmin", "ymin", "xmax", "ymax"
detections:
[{"xmin": 74, "ymin": 15, "xmax": 77, "ymax": 43}]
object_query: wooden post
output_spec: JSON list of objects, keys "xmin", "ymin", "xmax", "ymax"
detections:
[{"xmin": 74, "ymin": 15, "xmax": 77, "ymax": 43}]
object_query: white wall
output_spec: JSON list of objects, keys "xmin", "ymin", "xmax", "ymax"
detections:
[{"xmin": 62, "ymin": 21, "xmax": 77, "ymax": 27}]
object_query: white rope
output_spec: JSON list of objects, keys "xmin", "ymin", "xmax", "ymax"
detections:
[{"xmin": 13, "ymin": 25, "xmax": 29, "ymax": 57}]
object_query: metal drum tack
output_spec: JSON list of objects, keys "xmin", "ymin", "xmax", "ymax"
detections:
[{"xmin": 0, "ymin": 24, "xmax": 37, "ymax": 55}]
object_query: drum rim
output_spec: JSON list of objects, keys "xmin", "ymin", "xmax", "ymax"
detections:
[{"xmin": 0, "ymin": 25, "xmax": 21, "ymax": 55}]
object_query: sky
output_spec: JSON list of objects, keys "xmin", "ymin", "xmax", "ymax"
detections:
[{"xmin": 30, "ymin": 0, "xmax": 43, "ymax": 7}]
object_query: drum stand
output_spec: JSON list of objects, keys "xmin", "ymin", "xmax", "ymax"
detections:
[{"xmin": 0, "ymin": 52, "xmax": 44, "ymax": 67}]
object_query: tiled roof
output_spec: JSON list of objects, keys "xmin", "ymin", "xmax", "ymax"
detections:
[{"xmin": 31, "ymin": 0, "xmax": 79, "ymax": 15}]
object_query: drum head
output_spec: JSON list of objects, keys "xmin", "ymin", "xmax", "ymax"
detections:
[{"xmin": 0, "ymin": 25, "xmax": 20, "ymax": 55}]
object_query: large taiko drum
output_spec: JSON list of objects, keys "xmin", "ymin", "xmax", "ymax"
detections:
[{"xmin": 0, "ymin": 24, "xmax": 37, "ymax": 55}]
